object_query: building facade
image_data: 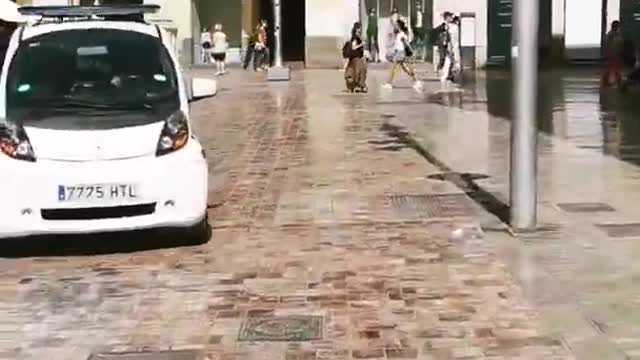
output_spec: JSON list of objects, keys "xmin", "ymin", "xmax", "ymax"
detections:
[
  {"xmin": 12, "ymin": 0, "xmax": 640, "ymax": 68},
  {"xmin": 433, "ymin": 0, "xmax": 634, "ymax": 67}
]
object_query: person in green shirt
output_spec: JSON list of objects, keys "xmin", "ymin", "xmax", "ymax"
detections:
[
  {"xmin": 366, "ymin": 8, "xmax": 379, "ymax": 63},
  {"xmin": 410, "ymin": 1, "xmax": 427, "ymax": 61}
]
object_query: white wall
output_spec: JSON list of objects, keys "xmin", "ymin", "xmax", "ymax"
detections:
[
  {"xmin": 552, "ymin": 0, "xmax": 565, "ymax": 36},
  {"xmin": 607, "ymin": 0, "xmax": 620, "ymax": 25},
  {"xmin": 144, "ymin": 0, "xmax": 193, "ymax": 65},
  {"xmin": 565, "ymin": 0, "xmax": 602, "ymax": 59},
  {"xmin": 433, "ymin": 0, "xmax": 488, "ymax": 66},
  {"xmin": 305, "ymin": 0, "xmax": 359, "ymax": 40}
]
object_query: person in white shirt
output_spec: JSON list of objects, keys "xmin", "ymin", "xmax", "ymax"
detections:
[
  {"xmin": 440, "ymin": 14, "xmax": 461, "ymax": 84},
  {"xmin": 200, "ymin": 28, "xmax": 212, "ymax": 64},
  {"xmin": 382, "ymin": 19, "xmax": 423, "ymax": 91},
  {"xmin": 211, "ymin": 23, "xmax": 229, "ymax": 76}
]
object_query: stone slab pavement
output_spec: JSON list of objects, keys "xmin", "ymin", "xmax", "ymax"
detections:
[
  {"xmin": 383, "ymin": 68, "xmax": 640, "ymax": 360},
  {"xmin": 0, "ymin": 68, "xmax": 571, "ymax": 359}
]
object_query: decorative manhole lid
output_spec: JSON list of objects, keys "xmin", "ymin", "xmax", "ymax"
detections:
[
  {"xmin": 87, "ymin": 350, "xmax": 201, "ymax": 360},
  {"xmin": 238, "ymin": 316, "xmax": 323, "ymax": 342},
  {"xmin": 387, "ymin": 194, "xmax": 474, "ymax": 219},
  {"xmin": 596, "ymin": 223, "xmax": 640, "ymax": 238},
  {"xmin": 556, "ymin": 202, "xmax": 615, "ymax": 213}
]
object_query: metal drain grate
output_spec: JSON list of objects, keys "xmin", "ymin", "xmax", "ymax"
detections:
[
  {"xmin": 388, "ymin": 194, "xmax": 474, "ymax": 219},
  {"xmin": 88, "ymin": 350, "xmax": 201, "ymax": 360},
  {"xmin": 557, "ymin": 202, "xmax": 615, "ymax": 213},
  {"xmin": 595, "ymin": 223, "xmax": 640, "ymax": 238},
  {"xmin": 238, "ymin": 316, "xmax": 323, "ymax": 342}
]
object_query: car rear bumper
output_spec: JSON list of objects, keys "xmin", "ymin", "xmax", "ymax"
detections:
[{"xmin": 0, "ymin": 140, "xmax": 208, "ymax": 238}]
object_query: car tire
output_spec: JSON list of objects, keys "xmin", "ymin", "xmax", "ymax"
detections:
[{"xmin": 183, "ymin": 214, "xmax": 211, "ymax": 246}]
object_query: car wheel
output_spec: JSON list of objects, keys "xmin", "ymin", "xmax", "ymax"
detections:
[{"xmin": 183, "ymin": 214, "xmax": 211, "ymax": 246}]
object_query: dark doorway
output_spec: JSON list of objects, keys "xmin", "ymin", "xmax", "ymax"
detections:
[
  {"xmin": 620, "ymin": 0, "xmax": 640, "ymax": 66},
  {"xmin": 259, "ymin": 0, "xmax": 306, "ymax": 63}
]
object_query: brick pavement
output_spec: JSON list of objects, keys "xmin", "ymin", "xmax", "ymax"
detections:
[{"xmin": 0, "ymin": 69, "xmax": 571, "ymax": 359}]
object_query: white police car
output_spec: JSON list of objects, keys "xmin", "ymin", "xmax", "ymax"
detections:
[{"xmin": 0, "ymin": 5, "xmax": 216, "ymax": 243}]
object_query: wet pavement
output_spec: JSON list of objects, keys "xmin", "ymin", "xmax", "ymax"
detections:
[
  {"xmin": 434, "ymin": 68, "xmax": 640, "ymax": 167},
  {"xmin": 0, "ymin": 68, "xmax": 576, "ymax": 359},
  {"xmin": 383, "ymin": 68, "xmax": 640, "ymax": 359}
]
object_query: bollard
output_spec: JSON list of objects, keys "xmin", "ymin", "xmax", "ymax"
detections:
[{"xmin": 267, "ymin": 0, "xmax": 291, "ymax": 81}]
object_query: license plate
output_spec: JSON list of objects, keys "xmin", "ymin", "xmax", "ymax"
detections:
[{"xmin": 57, "ymin": 184, "xmax": 138, "ymax": 202}]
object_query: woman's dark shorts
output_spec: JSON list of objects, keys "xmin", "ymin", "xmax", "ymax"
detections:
[{"xmin": 212, "ymin": 53, "xmax": 226, "ymax": 61}]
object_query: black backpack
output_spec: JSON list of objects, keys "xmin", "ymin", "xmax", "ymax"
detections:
[
  {"xmin": 342, "ymin": 41, "xmax": 352, "ymax": 59},
  {"xmin": 432, "ymin": 23, "xmax": 450, "ymax": 47}
]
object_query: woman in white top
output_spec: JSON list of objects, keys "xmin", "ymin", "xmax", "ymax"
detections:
[
  {"xmin": 382, "ymin": 19, "xmax": 422, "ymax": 91},
  {"xmin": 211, "ymin": 23, "xmax": 229, "ymax": 76}
]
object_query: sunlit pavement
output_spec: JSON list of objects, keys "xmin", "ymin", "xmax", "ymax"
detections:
[
  {"xmin": 398, "ymin": 68, "xmax": 640, "ymax": 360},
  {"xmin": 0, "ymin": 67, "xmax": 610, "ymax": 359}
]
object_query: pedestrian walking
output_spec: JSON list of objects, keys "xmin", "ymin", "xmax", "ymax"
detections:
[
  {"xmin": 211, "ymin": 23, "xmax": 229, "ymax": 76},
  {"xmin": 200, "ymin": 27, "xmax": 213, "ymax": 64},
  {"xmin": 432, "ymin": 12, "xmax": 451, "ymax": 74},
  {"xmin": 243, "ymin": 24, "xmax": 259, "ymax": 70},
  {"xmin": 442, "ymin": 15, "xmax": 461, "ymax": 84},
  {"xmin": 381, "ymin": 19, "xmax": 423, "ymax": 91},
  {"xmin": 344, "ymin": 22, "xmax": 368, "ymax": 93},
  {"xmin": 410, "ymin": 1, "xmax": 427, "ymax": 61},
  {"xmin": 602, "ymin": 20, "xmax": 624, "ymax": 87},
  {"xmin": 255, "ymin": 19, "xmax": 270, "ymax": 71},
  {"xmin": 366, "ymin": 8, "xmax": 379, "ymax": 63}
]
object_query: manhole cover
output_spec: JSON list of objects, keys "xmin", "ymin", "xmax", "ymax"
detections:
[
  {"xmin": 595, "ymin": 223, "xmax": 640, "ymax": 238},
  {"xmin": 387, "ymin": 194, "xmax": 474, "ymax": 219},
  {"xmin": 556, "ymin": 202, "xmax": 615, "ymax": 213},
  {"xmin": 88, "ymin": 350, "xmax": 201, "ymax": 360},
  {"xmin": 238, "ymin": 316, "xmax": 323, "ymax": 342}
]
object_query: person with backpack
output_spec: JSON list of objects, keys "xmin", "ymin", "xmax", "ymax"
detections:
[
  {"xmin": 432, "ymin": 12, "xmax": 452, "ymax": 78},
  {"xmin": 343, "ymin": 22, "xmax": 367, "ymax": 92},
  {"xmin": 443, "ymin": 15, "xmax": 461, "ymax": 84},
  {"xmin": 381, "ymin": 19, "xmax": 423, "ymax": 91}
]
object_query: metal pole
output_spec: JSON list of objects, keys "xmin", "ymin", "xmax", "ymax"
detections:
[
  {"xmin": 273, "ymin": 0, "xmax": 283, "ymax": 68},
  {"xmin": 267, "ymin": 0, "xmax": 290, "ymax": 80},
  {"xmin": 510, "ymin": 0, "xmax": 539, "ymax": 230}
]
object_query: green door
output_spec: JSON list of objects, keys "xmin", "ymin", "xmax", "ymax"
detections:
[
  {"xmin": 487, "ymin": 0, "xmax": 513, "ymax": 65},
  {"xmin": 620, "ymin": 0, "xmax": 640, "ymax": 65}
]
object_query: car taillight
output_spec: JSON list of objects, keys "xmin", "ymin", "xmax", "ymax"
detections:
[
  {"xmin": 0, "ymin": 122, "xmax": 36, "ymax": 162},
  {"xmin": 156, "ymin": 111, "xmax": 189, "ymax": 157}
]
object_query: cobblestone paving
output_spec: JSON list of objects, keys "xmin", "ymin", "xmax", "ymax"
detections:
[{"xmin": 0, "ymin": 70, "xmax": 571, "ymax": 359}]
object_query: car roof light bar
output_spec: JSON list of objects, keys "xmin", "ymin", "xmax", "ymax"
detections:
[{"xmin": 18, "ymin": 5, "xmax": 160, "ymax": 18}]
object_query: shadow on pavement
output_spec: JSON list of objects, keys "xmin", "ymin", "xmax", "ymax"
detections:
[
  {"xmin": 0, "ymin": 227, "xmax": 208, "ymax": 258},
  {"xmin": 379, "ymin": 122, "xmax": 511, "ymax": 225}
]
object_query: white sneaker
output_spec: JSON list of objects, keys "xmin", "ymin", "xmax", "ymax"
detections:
[
  {"xmin": 413, "ymin": 80, "xmax": 424, "ymax": 92},
  {"xmin": 381, "ymin": 83, "xmax": 393, "ymax": 89}
]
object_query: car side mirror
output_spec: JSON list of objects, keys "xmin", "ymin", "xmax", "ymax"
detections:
[{"xmin": 189, "ymin": 78, "xmax": 217, "ymax": 102}]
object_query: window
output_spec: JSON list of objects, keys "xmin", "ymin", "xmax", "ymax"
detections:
[{"xmin": 6, "ymin": 29, "xmax": 180, "ymax": 130}]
